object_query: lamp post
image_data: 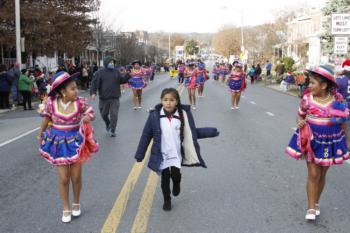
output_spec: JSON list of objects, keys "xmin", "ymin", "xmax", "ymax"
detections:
[{"xmin": 15, "ymin": 0, "xmax": 22, "ymax": 67}]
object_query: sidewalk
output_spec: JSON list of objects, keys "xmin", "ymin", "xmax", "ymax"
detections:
[{"xmin": 265, "ymin": 83, "xmax": 300, "ymax": 98}]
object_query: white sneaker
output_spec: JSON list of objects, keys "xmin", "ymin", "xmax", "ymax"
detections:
[
  {"xmin": 192, "ymin": 106, "xmax": 196, "ymax": 110},
  {"xmin": 62, "ymin": 210, "xmax": 71, "ymax": 223},
  {"xmin": 305, "ymin": 209, "xmax": 316, "ymax": 221},
  {"xmin": 138, "ymin": 106, "xmax": 142, "ymax": 109},
  {"xmin": 235, "ymin": 106, "xmax": 240, "ymax": 109},
  {"xmin": 315, "ymin": 204, "xmax": 320, "ymax": 216},
  {"xmin": 133, "ymin": 106, "xmax": 137, "ymax": 110},
  {"xmin": 72, "ymin": 203, "xmax": 81, "ymax": 217},
  {"xmin": 231, "ymin": 106, "xmax": 235, "ymax": 110}
]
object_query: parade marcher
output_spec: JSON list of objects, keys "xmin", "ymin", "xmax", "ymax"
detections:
[
  {"xmin": 142, "ymin": 63, "xmax": 152, "ymax": 83},
  {"xmin": 218, "ymin": 62, "xmax": 229, "ymax": 85},
  {"xmin": 37, "ymin": 71, "xmax": 99, "ymax": 223},
  {"xmin": 196, "ymin": 63, "xmax": 209, "ymax": 97},
  {"xmin": 128, "ymin": 60, "xmax": 147, "ymax": 110},
  {"xmin": 184, "ymin": 63, "xmax": 198, "ymax": 109},
  {"xmin": 228, "ymin": 63, "xmax": 246, "ymax": 110},
  {"xmin": 90, "ymin": 56, "xmax": 131, "ymax": 137},
  {"xmin": 336, "ymin": 59, "xmax": 350, "ymax": 110},
  {"xmin": 135, "ymin": 88, "xmax": 219, "ymax": 211},
  {"xmin": 18, "ymin": 69, "xmax": 33, "ymax": 110},
  {"xmin": 0, "ymin": 64, "xmax": 12, "ymax": 109},
  {"xmin": 118, "ymin": 66, "xmax": 128, "ymax": 94},
  {"xmin": 212, "ymin": 62, "xmax": 220, "ymax": 81},
  {"xmin": 150, "ymin": 63, "xmax": 156, "ymax": 82},
  {"xmin": 178, "ymin": 62, "xmax": 186, "ymax": 84},
  {"xmin": 285, "ymin": 65, "xmax": 350, "ymax": 221}
]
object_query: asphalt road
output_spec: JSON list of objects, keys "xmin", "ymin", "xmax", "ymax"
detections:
[{"xmin": 1, "ymin": 71, "xmax": 350, "ymax": 233}]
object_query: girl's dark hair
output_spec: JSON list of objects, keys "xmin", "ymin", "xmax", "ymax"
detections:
[
  {"xmin": 52, "ymin": 78, "xmax": 76, "ymax": 97},
  {"xmin": 161, "ymin": 88, "xmax": 184, "ymax": 142},
  {"xmin": 310, "ymin": 72, "xmax": 336, "ymax": 93}
]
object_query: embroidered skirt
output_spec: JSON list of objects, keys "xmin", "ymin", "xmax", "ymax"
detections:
[
  {"xmin": 39, "ymin": 125, "xmax": 98, "ymax": 165},
  {"xmin": 229, "ymin": 79, "xmax": 243, "ymax": 92},
  {"xmin": 285, "ymin": 118, "xmax": 350, "ymax": 166},
  {"xmin": 129, "ymin": 77, "xmax": 146, "ymax": 89}
]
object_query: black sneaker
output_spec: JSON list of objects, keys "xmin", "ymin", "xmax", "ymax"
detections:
[
  {"xmin": 105, "ymin": 125, "xmax": 111, "ymax": 134},
  {"xmin": 110, "ymin": 131, "xmax": 116, "ymax": 137},
  {"xmin": 163, "ymin": 199, "xmax": 171, "ymax": 211}
]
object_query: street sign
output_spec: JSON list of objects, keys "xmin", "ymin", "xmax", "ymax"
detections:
[
  {"xmin": 332, "ymin": 13, "xmax": 350, "ymax": 35},
  {"xmin": 334, "ymin": 37, "xmax": 348, "ymax": 54}
]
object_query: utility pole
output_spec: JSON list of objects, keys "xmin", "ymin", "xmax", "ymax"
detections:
[
  {"xmin": 15, "ymin": 0, "xmax": 22, "ymax": 67},
  {"xmin": 168, "ymin": 33, "xmax": 171, "ymax": 61}
]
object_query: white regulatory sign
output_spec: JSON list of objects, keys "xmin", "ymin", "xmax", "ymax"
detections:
[
  {"xmin": 334, "ymin": 37, "xmax": 348, "ymax": 54},
  {"xmin": 332, "ymin": 13, "xmax": 350, "ymax": 35}
]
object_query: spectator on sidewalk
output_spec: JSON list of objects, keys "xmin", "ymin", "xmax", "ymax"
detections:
[
  {"xmin": 0, "ymin": 64, "xmax": 12, "ymax": 109},
  {"xmin": 265, "ymin": 60, "xmax": 272, "ymax": 79},
  {"xmin": 280, "ymin": 71, "xmax": 295, "ymax": 92},
  {"xmin": 255, "ymin": 64, "xmax": 262, "ymax": 81},
  {"xmin": 18, "ymin": 69, "xmax": 33, "ymax": 110},
  {"xmin": 8, "ymin": 63, "xmax": 21, "ymax": 107},
  {"xmin": 336, "ymin": 59, "xmax": 350, "ymax": 109},
  {"xmin": 275, "ymin": 61, "xmax": 285, "ymax": 83},
  {"xmin": 248, "ymin": 65, "xmax": 256, "ymax": 84}
]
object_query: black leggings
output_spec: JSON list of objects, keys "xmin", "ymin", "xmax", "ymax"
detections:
[
  {"xmin": 20, "ymin": 91, "xmax": 32, "ymax": 109},
  {"xmin": 0, "ymin": 91, "xmax": 10, "ymax": 109},
  {"xmin": 161, "ymin": 166, "xmax": 181, "ymax": 200}
]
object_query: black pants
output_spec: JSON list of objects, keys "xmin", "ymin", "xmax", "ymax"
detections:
[
  {"xmin": 161, "ymin": 166, "xmax": 181, "ymax": 201},
  {"xmin": 0, "ymin": 91, "xmax": 10, "ymax": 109},
  {"xmin": 99, "ymin": 98, "xmax": 120, "ymax": 133},
  {"xmin": 20, "ymin": 91, "xmax": 32, "ymax": 110}
]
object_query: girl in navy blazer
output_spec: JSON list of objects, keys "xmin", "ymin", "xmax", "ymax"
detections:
[{"xmin": 135, "ymin": 88, "xmax": 219, "ymax": 211}]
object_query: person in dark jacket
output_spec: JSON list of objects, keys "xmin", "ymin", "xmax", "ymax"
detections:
[
  {"xmin": 0, "ymin": 64, "xmax": 12, "ymax": 109},
  {"xmin": 90, "ymin": 56, "xmax": 131, "ymax": 137},
  {"xmin": 135, "ymin": 88, "xmax": 219, "ymax": 211}
]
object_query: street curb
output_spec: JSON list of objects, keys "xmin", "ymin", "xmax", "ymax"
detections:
[{"xmin": 264, "ymin": 84, "xmax": 300, "ymax": 98}]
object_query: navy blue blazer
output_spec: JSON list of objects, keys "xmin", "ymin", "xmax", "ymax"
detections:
[{"xmin": 135, "ymin": 104, "xmax": 219, "ymax": 173}]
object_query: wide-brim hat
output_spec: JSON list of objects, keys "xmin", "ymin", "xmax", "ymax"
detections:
[
  {"xmin": 307, "ymin": 65, "xmax": 337, "ymax": 86},
  {"xmin": 132, "ymin": 60, "xmax": 142, "ymax": 66},
  {"xmin": 234, "ymin": 63, "xmax": 243, "ymax": 68},
  {"xmin": 48, "ymin": 71, "xmax": 79, "ymax": 96}
]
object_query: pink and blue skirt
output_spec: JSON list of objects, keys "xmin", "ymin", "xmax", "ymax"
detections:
[
  {"xmin": 196, "ymin": 76, "xmax": 205, "ymax": 85},
  {"xmin": 285, "ymin": 117, "xmax": 350, "ymax": 166},
  {"xmin": 129, "ymin": 77, "xmax": 146, "ymax": 89},
  {"xmin": 229, "ymin": 79, "xmax": 243, "ymax": 92},
  {"xmin": 184, "ymin": 77, "xmax": 197, "ymax": 89}
]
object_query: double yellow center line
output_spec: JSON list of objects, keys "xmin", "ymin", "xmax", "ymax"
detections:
[{"xmin": 101, "ymin": 84, "xmax": 184, "ymax": 233}]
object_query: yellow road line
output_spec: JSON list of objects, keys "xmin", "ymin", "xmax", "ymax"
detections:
[
  {"xmin": 130, "ymin": 172, "xmax": 159, "ymax": 233},
  {"xmin": 100, "ymin": 142, "xmax": 152, "ymax": 233},
  {"xmin": 130, "ymin": 85, "xmax": 185, "ymax": 233}
]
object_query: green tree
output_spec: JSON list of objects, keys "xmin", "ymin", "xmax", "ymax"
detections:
[
  {"xmin": 282, "ymin": 56, "xmax": 295, "ymax": 71},
  {"xmin": 185, "ymin": 40, "xmax": 199, "ymax": 55},
  {"xmin": 0, "ymin": 0, "xmax": 100, "ymax": 57}
]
